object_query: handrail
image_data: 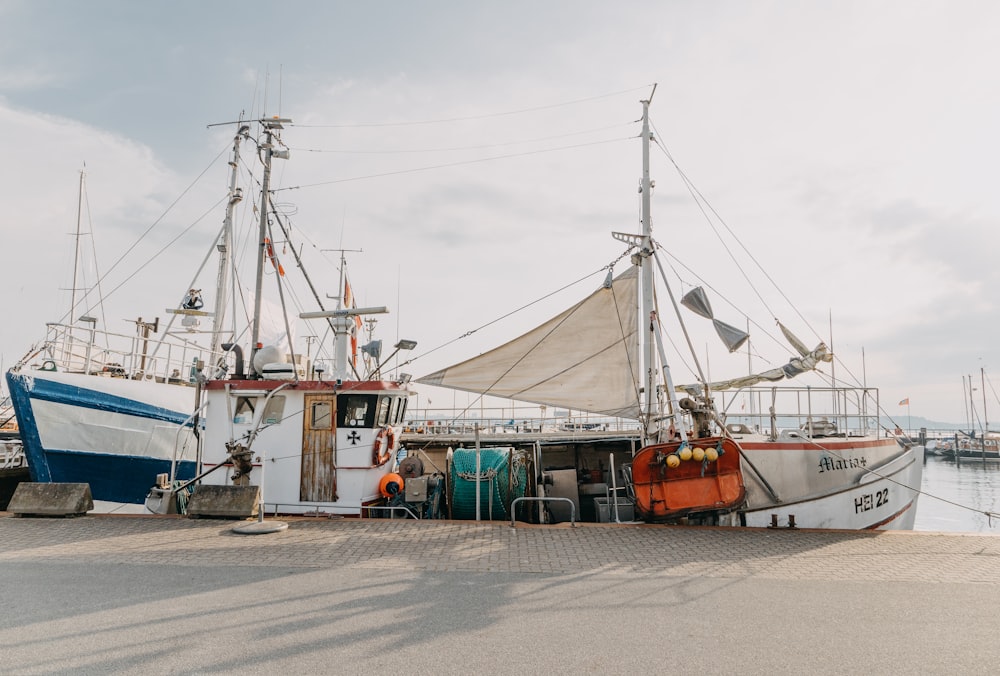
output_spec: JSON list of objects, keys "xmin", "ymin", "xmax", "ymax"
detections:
[
  {"xmin": 361, "ymin": 504, "xmax": 419, "ymax": 520},
  {"xmin": 510, "ymin": 496, "xmax": 576, "ymax": 527},
  {"xmin": 24, "ymin": 320, "xmax": 228, "ymax": 383}
]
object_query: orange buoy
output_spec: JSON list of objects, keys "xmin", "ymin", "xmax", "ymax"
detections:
[{"xmin": 378, "ymin": 473, "xmax": 404, "ymax": 498}]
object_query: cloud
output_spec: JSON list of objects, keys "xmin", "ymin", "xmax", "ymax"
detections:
[
  {"xmin": 3, "ymin": 1, "xmax": 1000, "ymax": 423},
  {"xmin": 0, "ymin": 100, "xmax": 213, "ymax": 361}
]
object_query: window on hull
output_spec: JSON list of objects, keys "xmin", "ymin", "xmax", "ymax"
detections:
[{"xmin": 232, "ymin": 394, "xmax": 286, "ymax": 426}]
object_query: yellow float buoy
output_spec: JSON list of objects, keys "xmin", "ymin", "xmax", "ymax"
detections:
[
  {"xmin": 666, "ymin": 453, "xmax": 681, "ymax": 468},
  {"xmin": 678, "ymin": 446, "xmax": 693, "ymax": 461},
  {"xmin": 705, "ymin": 447, "xmax": 719, "ymax": 462},
  {"xmin": 692, "ymin": 447, "xmax": 706, "ymax": 462}
]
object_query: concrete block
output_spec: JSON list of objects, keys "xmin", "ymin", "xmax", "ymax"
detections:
[
  {"xmin": 186, "ymin": 485, "xmax": 260, "ymax": 519},
  {"xmin": 8, "ymin": 482, "xmax": 93, "ymax": 517}
]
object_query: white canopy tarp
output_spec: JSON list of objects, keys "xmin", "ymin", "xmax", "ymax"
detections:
[{"xmin": 417, "ymin": 267, "xmax": 642, "ymax": 418}]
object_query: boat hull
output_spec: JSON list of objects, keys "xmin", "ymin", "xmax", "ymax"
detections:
[
  {"xmin": 5, "ymin": 368, "xmax": 198, "ymax": 505},
  {"xmin": 631, "ymin": 434, "xmax": 922, "ymax": 530}
]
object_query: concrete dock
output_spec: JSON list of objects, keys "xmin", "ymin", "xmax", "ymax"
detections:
[{"xmin": 2, "ymin": 513, "xmax": 999, "ymax": 674}]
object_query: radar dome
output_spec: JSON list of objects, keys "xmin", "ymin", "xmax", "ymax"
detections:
[{"xmin": 252, "ymin": 345, "xmax": 285, "ymax": 373}]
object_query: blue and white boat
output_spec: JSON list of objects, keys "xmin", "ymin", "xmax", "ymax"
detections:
[
  {"xmin": 5, "ymin": 127, "xmax": 253, "ymax": 508},
  {"xmin": 5, "ymin": 369, "xmax": 199, "ymax": 504}
]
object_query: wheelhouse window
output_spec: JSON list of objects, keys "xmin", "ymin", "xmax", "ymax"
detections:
[
  {"xmin": 376, "ymin": 396, "xmax": 391, "ymax": 427},
  {"xmin": 337, "ymin": 394, "xmax": 377, "ymax": 428},
  {"xmin": 388, "ymin": 395, "xmax": 408, "ymax": 424}
]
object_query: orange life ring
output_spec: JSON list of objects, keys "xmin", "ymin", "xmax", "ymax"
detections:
[{"xmin": 372, "ymin": 426, "xmax": 395, "ymax": 466}]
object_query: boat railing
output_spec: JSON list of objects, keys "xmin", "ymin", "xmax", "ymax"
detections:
[
  {"xmin": 717, "ymin": 385, "xmax": 885, "ymax": 439},
  {"xmin": 26, "ymin": 321, "xmax": 225, "ymax": 385},
  {"xmin": 403, "ymin": 406, "xmax": 643, "ymax": 436},
  {"xmin": 404, "ymin": 387, "xmax": 885, "ymax": 440}
]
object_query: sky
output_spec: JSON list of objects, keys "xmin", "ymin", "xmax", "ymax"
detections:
[{"xmin": 1, "ymin": 0, "xmax": 999, "ymax": 426}]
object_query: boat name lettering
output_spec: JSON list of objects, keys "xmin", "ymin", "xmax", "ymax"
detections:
[
  {"xmin": 817, "ymin": 456, "xmax": 867, "ymax": 473},
  {"xmin": 854, "ymin": 488, "xmax": 889, "ymax": 514}
]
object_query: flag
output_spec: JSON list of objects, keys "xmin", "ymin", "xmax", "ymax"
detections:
[
  {"xmin": 344, "ymin": 277, "xmax": 363, "ymax": 367},
  {"xmin": 899, "ymin": 398, "xmax": 909, "ymax": 406},
  {"xmin": 263, "ymin": 237, "xmax": 285, "ymax": 276}
]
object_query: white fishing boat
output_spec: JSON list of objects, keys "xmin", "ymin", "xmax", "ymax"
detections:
[
  {"xmin": 148, "ymin": 117, "xmax": 415, "ymax": 517},
  {"xmin": 5, "ymin": 127, "xmax": 256, "ymax": 506},
  {"xmin": 416, "ymin": 90, "xmax": 923, "ymax": 530}
]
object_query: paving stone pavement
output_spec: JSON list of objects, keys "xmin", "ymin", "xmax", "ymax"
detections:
[
  {"xmin": 5, "ymin": 513, "xmax": 1000, "ymax": 675},
  {"xmin": 2, "ymin": 512, "xmax": 999, "ymax": 582}
]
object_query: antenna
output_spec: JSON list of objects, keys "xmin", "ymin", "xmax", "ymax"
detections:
[{"xmin": 321, "ymin": 248, "xmax": 363, "ymax": 308}]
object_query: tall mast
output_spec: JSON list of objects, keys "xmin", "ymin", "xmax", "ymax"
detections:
[
  {"xmin": 210, "ymin": 124, "xmax": 248, "ymax": 359},
  {"xmin": 250, "ymin": 117, "xmax": 291, "ymax": 374},
  {"xmin": 639, "ymin": 93, "xmax": 657, "ymax": 438},
  {"xmin": 982, "ymin": 367, "xmax": 989, "ymax": 435},
  {"xmin": 69, "ymin": 168, "xmax": 86, "ymax": 322}
]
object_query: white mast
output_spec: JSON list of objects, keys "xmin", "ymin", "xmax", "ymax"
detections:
[
  {"xmin": 210, "ymin": 124, "xmax": 249, "ymax": 360},
  {"xmin": 250, "ymin": 117, "xmax": 291, "ymax": 375},
  {"xmin": 639, "ymin": 91, "xmax": 657, "ymax": 440}
]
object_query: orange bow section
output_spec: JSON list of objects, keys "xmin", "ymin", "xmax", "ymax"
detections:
[{"xmin": 630, "ymin": 437, "xmax": 746, "ymax": 522}]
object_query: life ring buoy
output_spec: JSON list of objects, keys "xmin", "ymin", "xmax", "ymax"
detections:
[{"xmin": 372, "ymin": 426, "xmax": 395, "ymax": 466}]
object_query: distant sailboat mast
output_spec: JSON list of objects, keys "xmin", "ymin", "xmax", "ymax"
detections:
[
  {"xmin": 69, "ymin": 168, "xmax": 85, "ymax": 324},
  {"xmin": 62, "ymin": 167, "xmax": 90, "ymax": 363}
]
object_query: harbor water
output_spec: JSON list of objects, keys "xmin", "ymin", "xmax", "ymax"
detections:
[{"xmin": 914, "ymin": 454, "xmax": 1000, "ymax": 533}]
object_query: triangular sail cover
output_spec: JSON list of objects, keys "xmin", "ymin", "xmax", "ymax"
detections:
[
  {"xmin": 680, "ymin": 286, "xmax": 714, "ymax": 319},
  {"xmin": 417, "ymin": 267, "xmax": 642, "ymax": 419},
  {"xmin": 682, "ymin": 286, "xmax": 749, "ymax": 353},
  {"xmin": 713, "ymin": 319, "xmax": 750, "ymax": 353}
]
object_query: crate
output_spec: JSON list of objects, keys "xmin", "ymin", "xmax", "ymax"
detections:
[{"xmin": 594, "ymin": 496, "xmax": 635, "ymax": 523}]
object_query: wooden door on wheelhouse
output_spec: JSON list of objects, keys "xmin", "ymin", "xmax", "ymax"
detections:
[{"xmin": 301, "ymin": 393, "xmax": 337, "ymax": 501}]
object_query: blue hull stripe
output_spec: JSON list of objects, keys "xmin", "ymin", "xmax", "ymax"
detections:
[
  {"xmin": 5, "ymin": 370, "xmax": 196, "ymax": 504},
  {"xmin": 44, "ymin": 449, "xmax": 197, "ymax": 504},
  {"xmin": 14, "ymin": 374, "xmax": 194, "ymax": 426}
]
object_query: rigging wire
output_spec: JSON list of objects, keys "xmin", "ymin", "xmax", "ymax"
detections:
[
  {"xmin": 654, "ymin": 243, "xmax": 798, "ymax": 360},
  {"xmin": 54, "ymin": 141, "xmax": 234, "ymax": 326},
  {"xmin": 410, "ymin": 248, "xmax": 639, "ymax": 428},
  {"xmin": 271, "ymin": 137, "xmax": 633, "ymax": 193},
  {"xmin": 83, "ymin": 195, "xmax": 228, "ymax": 319},
  {"xmin": 290, "ymin": 85, "xmax": 654, "ymax": 128},
  {"xmin": 396, "ymin": 255, "xmax": 631, "ymax": 371},
  {"xmin": 288, "ymin": 121, "xmax": 637, "ymax": 155},
  {"xmin": 648, "ymin": 116, "xmax": 886, "ymax": 416},
  {"xmin": 649, "ymin": 121, "xmax": 784, "ymax": 324}
]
